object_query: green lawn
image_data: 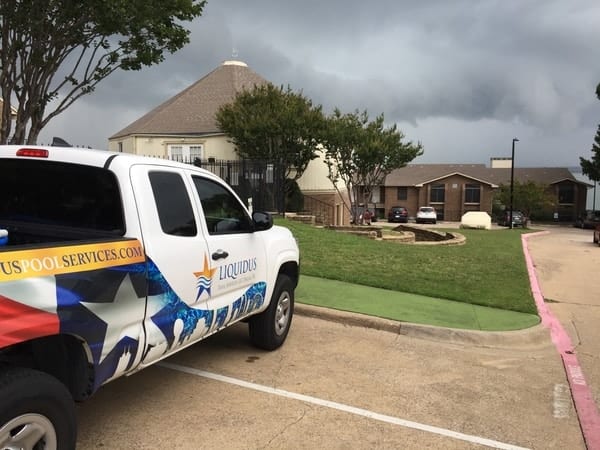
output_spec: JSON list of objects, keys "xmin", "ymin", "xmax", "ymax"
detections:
[
  {"xmin": 277, "ymin": 218, "xmax": 536, "ymax": 315},
  {"xmin": 296, "ymin": 275, "xmax": 539, "ymax": 331}
]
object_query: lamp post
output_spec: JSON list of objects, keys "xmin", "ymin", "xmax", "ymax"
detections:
[{"xmin": 509, "ymin": 138, "xmax": 519, "ymax": 229}]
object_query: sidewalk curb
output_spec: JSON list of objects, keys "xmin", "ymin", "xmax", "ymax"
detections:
[{"xmin": 295, "ymin": 303, "xmax": 551, "ymax": 349}]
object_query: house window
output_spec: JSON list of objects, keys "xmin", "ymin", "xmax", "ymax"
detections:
[
  {"xmin": 169, "ymin": 145, "xmax": 183, "ymax": 161},
  {"xmin": 168, "ymin": 144, "xmax": 204, "ymax": 163},
  {"xmin": 189, "ymin": 145, "xmax": 203, "ymax": 161},
  {"xmin": 397, "ymin": 187, "xmax": 407, "ymax": 201},
  {"xmin": 371, "ymin": 187, "xmax": 381, "ymax": 203},
  {"xmin": 430, "ymin": 184, "xmax": 445, "ymax": 203},
  {"xmin": 465, "ymin": 184, "xmax": 481, "ymax": 203},
  {"xmin": 558, "ymin": 184, "xmax": 574, "ymax": 204},
  {"xmin": 118, "ymin": 142, "xmax": 123, "ymax": 153}
]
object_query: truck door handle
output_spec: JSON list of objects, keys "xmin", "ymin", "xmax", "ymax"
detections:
[{"xmin": 211, "ymin": 250, "xmax": 229, "ymax": 261}]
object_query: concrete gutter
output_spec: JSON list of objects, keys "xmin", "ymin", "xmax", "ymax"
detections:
[{"xmin": 295, "ymin": 303, "xmax": 551, "ymax": 349}]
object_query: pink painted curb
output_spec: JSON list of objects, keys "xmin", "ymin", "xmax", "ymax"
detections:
[{"xmin": 522, "ymin": 231, "xmax": 600, "ymax": 450}]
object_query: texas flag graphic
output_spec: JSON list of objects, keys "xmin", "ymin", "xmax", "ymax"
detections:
[{"xmin": 0, "ymin": 292, "xmax": 59, "ymax": 347}]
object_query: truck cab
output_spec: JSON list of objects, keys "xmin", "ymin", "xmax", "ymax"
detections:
[{"xmin": 0, "ymin": 145, "xmax": 299, "ymax": 449}]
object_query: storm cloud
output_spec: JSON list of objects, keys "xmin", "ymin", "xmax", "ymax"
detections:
[{"xmin": 40, "ymin": 0, "xmax": 600, "ymax": 167}]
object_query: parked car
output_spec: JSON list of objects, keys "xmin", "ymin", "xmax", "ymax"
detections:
[
  {"xmin": 594, "ymin": 224, "xmax": 600, "ymax": 246},
  {"xmin": 575, "ymin": 210, "xmax": 600, "ymax": 229},
  {"xmin": 388, "ymin": 206, "xmax": 409, "ymax": 223},
  {"xmin": 498, "ymin": 210, "xmax": 525, "ymax": 227},
  {"xmin": 416, "ymin": 206, "xmax": 437, "ymax": 224}
]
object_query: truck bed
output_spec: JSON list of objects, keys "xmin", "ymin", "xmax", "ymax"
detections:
[{"xmin": 0, "ymin": 219, "xmax": 124, "ymax": 249}]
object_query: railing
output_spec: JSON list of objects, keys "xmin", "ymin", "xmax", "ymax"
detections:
[
  {"xmin": 302, "ymin": 194, "xmax": 335, "ymax": 225},
  {"xmin": 168, "ymin": 156, "xmax": 286, "ymax": 213}
]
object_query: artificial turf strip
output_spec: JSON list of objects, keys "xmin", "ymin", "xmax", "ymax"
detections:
[{"xmin": 296, "ymin": 275, "xmax": 540, "ymax": 331}]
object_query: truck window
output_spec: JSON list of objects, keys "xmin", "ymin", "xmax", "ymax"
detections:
[
  {"xmin": 148, "ymin": 171, "xmax": 197, "ymax": 236},
  {"xmin": 0, "ymin": 159, "xmax": 124, "ymax": 234},
  {"xmin": 192, "ymin": 176, "xmax": 252, "ymax": 235}
]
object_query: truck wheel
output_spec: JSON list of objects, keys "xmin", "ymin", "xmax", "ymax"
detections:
[
  {"xmin": 249, "ymin": 274, "xmax": 294, "ymax": 350},
  {"xmin": 0, "ymin": 366, "xmax": 77, "ymax": 450}
]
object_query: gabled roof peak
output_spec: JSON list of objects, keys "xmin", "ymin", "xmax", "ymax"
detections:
[{"xmin": 109, "ymin": 59, "xmax": 267, "ymax": 139}]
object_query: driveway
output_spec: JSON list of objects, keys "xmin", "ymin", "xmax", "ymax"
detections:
[
  {"xmin": 76, "ymin": 314, "xmax": 584, "ymax": 449},
  {"xmin": 526, "ymin": 226, "xmax": 600, "ymax": 416},
  {"xmin": 73, "ymin": 224, "xmax": 598, "ymax": 449}
]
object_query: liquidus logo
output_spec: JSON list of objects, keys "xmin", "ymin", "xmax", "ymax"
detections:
[
  {"xmin": 193, "ymin": 255, "xmax": 217, "ymax": 301},
  {"xmin": 193, "ymin": 254, "xmax": 258, "ymax": 300}
]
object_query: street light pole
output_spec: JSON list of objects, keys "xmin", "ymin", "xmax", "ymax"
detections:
[
  {"xmin": 594, "ymin": 180, "xmax": 597, "ymax": 213},
  {"xmin": 509, "ymin": 138, "xmax": 519, "ymax": 229}
]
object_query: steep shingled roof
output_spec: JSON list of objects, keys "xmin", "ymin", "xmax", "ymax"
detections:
[
  {"xmin": 385, "ymin": 164, "xmax": 590, "ymax": 187},
  {"xmin": 110, "ymin": 61, "xmax": 268, "ymax": 139}
]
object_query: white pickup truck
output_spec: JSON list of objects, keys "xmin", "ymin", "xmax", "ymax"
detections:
[{"xmin": 0, "ymin": 145, "xmax": 299, "ymax": 449}]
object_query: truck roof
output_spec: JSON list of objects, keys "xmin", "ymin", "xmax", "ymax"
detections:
[{"xmin": 0, "ymin": 145, "xmax": 215, "ymax": 178}]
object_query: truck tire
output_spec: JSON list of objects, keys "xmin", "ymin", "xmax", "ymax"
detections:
[
  {"xmin": 249, "ymin": 274, "xmax": 294, "ymax": 350},
  {"xmin": 0, "ymin": 366, "xmax": 77, "ymax": 450}
]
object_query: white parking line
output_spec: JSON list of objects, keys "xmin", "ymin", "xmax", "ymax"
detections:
[
  {"xmin": 159, "ymin": 362, "xmax": 529, "ymax": 450},
  {"xmin": 553, "ymin": 384, "xmax": 571, "ymax": 419}
]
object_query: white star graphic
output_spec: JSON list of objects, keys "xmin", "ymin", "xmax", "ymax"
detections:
[{"xmin": 80, "ymin": 274, "xmax": 146, "ymax": 363}]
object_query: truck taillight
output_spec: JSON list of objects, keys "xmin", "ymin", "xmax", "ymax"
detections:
[{"xmin": 16, "ymin": 148, "xmax": 49, "ymax": 158}]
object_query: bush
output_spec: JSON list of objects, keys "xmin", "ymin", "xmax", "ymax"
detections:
[{"xmin": 285, "ymin": 179, "xmax": 304, "ymax": 212}]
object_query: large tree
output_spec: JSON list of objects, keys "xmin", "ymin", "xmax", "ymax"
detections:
[
  {"xmin": 0, "ymin": 0, "xmax": 205, "ymax": 144},
  {"xmin": 215, "ymin": 83, "xmax": 324, "ymax": 182},
  {"xmin": 494, "ymin": 180, "xmax": 554, "ymax": 220},
  {"xmin": 579, "ymin": 82, "xmax": 600, "ymax": 209},
  {"xmin": 321, "ymin": 109, "xmax": 423, "ymax": 223}
]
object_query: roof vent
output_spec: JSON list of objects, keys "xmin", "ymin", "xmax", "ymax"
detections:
[{"xmin": 222, "ymin": 60, "xmax": 248, "ymax": 67}]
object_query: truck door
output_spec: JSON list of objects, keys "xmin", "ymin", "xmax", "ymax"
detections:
[
  {"xmin": 189, "ymin": 174, "xmax": 268, "ymax": 333},
  {"xmin": 130, "ymin": 165, "xmax": 213, "ymax": 366}
]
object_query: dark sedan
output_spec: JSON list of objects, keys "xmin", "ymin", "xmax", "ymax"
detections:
[
  {"xmin": 575, "ymin": 210, "xmax": 600, "ymax": 229},
  {"xmin": 498, "ymin": 210, "xmax": 525, "ymax": 227},
  {"xmin": 388, "ymin": 206, "xmax": 409, "ymax": 223}
]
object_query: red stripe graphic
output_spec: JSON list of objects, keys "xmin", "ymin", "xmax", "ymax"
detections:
[{"xmin": 0, "ymin": 294, "xmax": 60, "ymax": 348}]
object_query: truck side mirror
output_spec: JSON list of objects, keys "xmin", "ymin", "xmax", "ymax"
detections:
[{"xmin": 252, "ymin": 211, "xmax": 273, "ymax": 231}]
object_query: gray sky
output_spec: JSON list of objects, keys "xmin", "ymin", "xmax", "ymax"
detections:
[{"xmin": 40, "ymin": 0, "xmax": 600, "ymax": 168}]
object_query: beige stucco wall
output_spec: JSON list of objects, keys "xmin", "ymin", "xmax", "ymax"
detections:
[
  {"xmin": 0, "ymin": 99, "xmax": 17, "ymax": 130},
  {"xmin": 107, "ymin": 134, "xmax": 238, "ymax": 160},
  {"xmin": 297, "ymin": 153, "xmax": 342, "ymax": 192},
  {"xmin": 109, "ymin": 135, "xmax": 339, "ymax": 195}
]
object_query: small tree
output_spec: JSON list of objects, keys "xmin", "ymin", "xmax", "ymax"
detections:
[
  {"xmin": 216, "ymin": 83, "xmax": 324, "ymax": 181},
  {"xmin": 0, "ymin": 0, "xmax": 206, "ymax": 144},
  {"xmin": 579, "ymin": 82, "xmax": 600, "ymax": 210},
  {"xmin": 321, "ymin": 109, "xmax": 423, "ymax": 224},
  {"xmin": 216, "ymin": 84, "xmax": 324, "ymax": 214},
  {"xmin": 494, "ymin": 180, "xmax": 554, "ymax": 220}
]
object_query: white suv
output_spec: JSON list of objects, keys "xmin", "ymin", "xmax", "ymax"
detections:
[{"xmin": 416, "ymin": 206, "xmax": 437, "ymax": 224}]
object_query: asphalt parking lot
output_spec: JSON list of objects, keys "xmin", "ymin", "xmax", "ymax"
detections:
[{"xmin": 76, "ymin": 312, "xmax": 584, "ymax": 449}]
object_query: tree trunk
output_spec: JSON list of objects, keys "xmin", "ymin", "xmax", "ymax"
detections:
[{"xmin": 9, "ymin": 119, "xmax": 26, "ymax": 144}]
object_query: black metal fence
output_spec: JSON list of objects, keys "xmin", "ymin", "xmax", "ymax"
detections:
[{"xmin": 170, "ymin": 156, "xmax": 286, "ymax": 213}]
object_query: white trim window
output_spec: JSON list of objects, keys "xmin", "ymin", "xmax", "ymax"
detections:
[{"xmin": 168, "ymin": 144, "xmax": 204, "ymax": 163}]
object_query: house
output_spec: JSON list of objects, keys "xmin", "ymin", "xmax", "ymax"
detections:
[
  {"xmin": 0, "ymin": 99, "xmax": 17, "ymax": 133},
  {"xmin": 108, "ymin": 60, "xmax": 347, "ymax": 225},
  {"xmin": 383, "ymin": 159, "xmax": 590, "ymax": 222},
  {"xmin": 383, "ymin": 164, "xmax": 497, "ymax": 221},
  {"xmin": 108, "ymin": 60, "xmax": 267, "ymax": 160},
  {"xmin": 109, "ymin": 59, "xmax": 587, "ymax": 225}
]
